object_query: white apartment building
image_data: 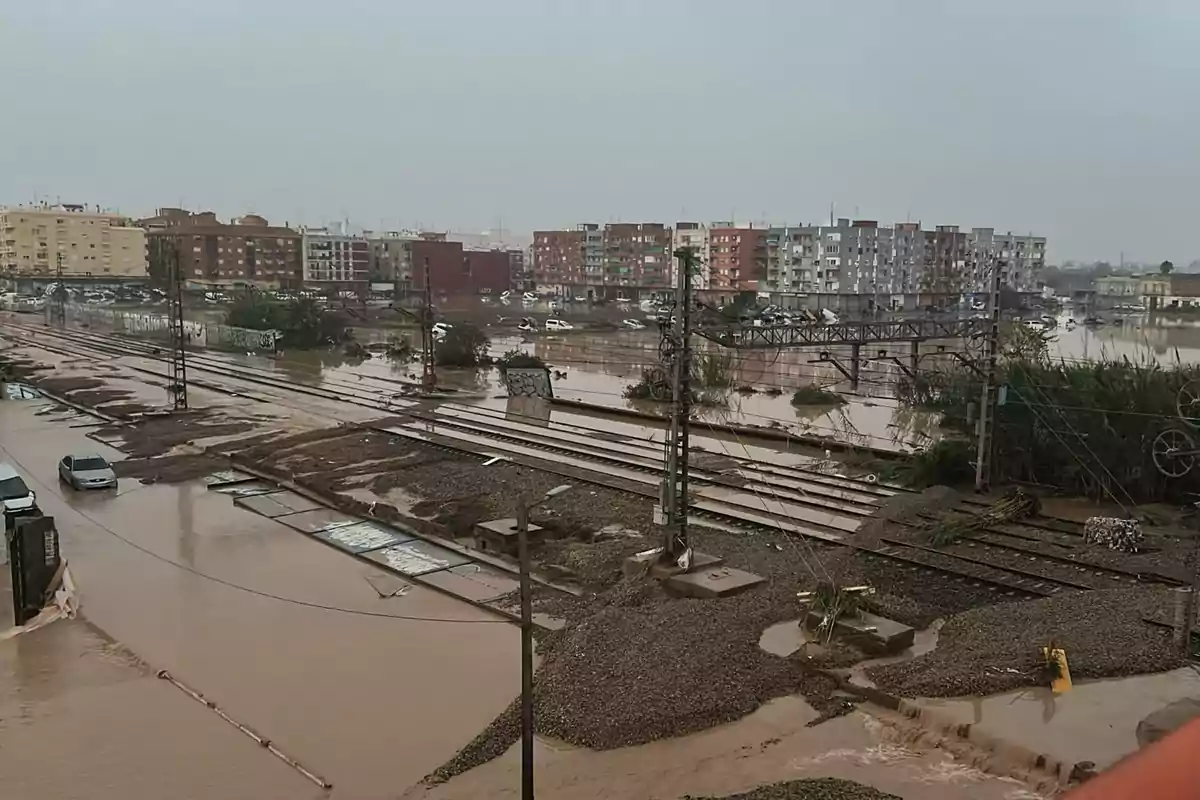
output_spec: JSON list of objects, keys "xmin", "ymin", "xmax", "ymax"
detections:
[
  {"xmin": 763, "ymin": 219, "xmax": 1045, "ymax": 306},
  {"xmin": 672, "ymin": 222, "xmax": 710, "ymax": 289},
  {"xmin": 0, "ymin": 203, "xmax": 147, "ymax": 278},
  {"xmin": 301, "ymin": 225, "xmax": 370, "ymax": 291}
]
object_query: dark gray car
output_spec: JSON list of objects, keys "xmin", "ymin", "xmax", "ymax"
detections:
[{"xmin": 58, "ymin": 454, "xmax": 117, "ymax": 490}]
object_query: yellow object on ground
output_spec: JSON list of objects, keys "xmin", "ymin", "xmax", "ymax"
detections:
[{"xmin": 1043, "ymin": 647, "xmax": 1073, "ymax": 693}]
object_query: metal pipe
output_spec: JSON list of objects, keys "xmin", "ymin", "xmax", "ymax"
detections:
[{"xmin": 156, "ymin": 669, "xmax": 332, "ymax": 790}]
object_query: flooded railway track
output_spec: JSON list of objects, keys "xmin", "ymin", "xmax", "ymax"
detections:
[{"xmin": 4, "ymin": 321, "xmax": 1186, "ymax": 606}]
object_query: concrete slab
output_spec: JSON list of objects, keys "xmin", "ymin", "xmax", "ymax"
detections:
[
  {"xmin": 210, "ymin": 480, "xmax": 277, "ymax": 497},
  {"xmin": 447, "ymin": 563, "xmax": 521, "ymax": 599},
  {"xmin": 234, "ymin": 490, "xmax": 323, "ymax": 518},
  {"xmin": 274, "ymin": 508, "xmax": 357, "ymax": 533},
  {"xmin": 202, "ymin": 470, "xmax": 255, "ymax": 487},
  {"xmin": 474, "ymin": 517, "xmax": 544, "ymax": 557},
  {"xmin": 421, "ymin": 566, "xmax": 521, "ymax": 603},
  {"xmin": 623, "ymin": 548, "xmax": 723, "ymax": 579},
  {"xmin": 806, "ymin": 610, "xmax": 914, "ymax": 656},
  {"xmin": 234, "ymin": 493, "xmax": 300, "ymax": 518},
  {"xmin": 363, "ymin": 540, "xmax": 471, "ymax": 577},
  {"xmin": 665, "ymin": 566, "xmax": 764, "ymax": 599},
  {"xmin": 313, "ymin": 521, "xmax": 415, "ymax": 554},
  {"xmin": 650, "ymin": 550, "xmax": 723, "ymax": 580}
]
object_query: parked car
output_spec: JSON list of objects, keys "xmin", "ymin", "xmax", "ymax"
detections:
[
  {"xmin": 545, "ymin": 318, "xmax": 574, "ymax": 332},
  {"xmin": 621, "ymin": 319, "xmax": 646, "ymax": 330},
  {"xmin": 0, "ymin": 463, "xmax": 36, "ymax": 513},
  {"xmin": 58, "ymin": 454, "xmax": 117, "ymax": 490}
]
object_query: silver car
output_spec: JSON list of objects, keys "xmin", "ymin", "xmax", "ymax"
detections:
[{"xmin": 58, "ymin": 454, "xmax": 117, "ymax": 490}]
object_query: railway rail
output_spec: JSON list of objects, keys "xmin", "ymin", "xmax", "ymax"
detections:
[{"xmin": 3, "ymin": 319, "xmax": 1187, "ymax": 607}]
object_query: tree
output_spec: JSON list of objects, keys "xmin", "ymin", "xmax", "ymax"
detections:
[
  {"xmin": 434, "ymin": 324, "xmax": 490, "ymax": 367},
  {"xmin": 1160, "ymin": 260, "xmax": 1175, "ymax": 276}
]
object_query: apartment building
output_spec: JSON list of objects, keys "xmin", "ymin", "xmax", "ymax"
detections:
[
  {"xmin": 672, "ymin": 222, "xmax": 710, "ymax": 289},
  {"xmin": 140, "ymin": 209, "xmax": 301, "ymax": 288},
  {"xmin": 532, "ymin": 222, "xmax": 673, "ymax": 298},
  {"xmin": 365, "ymin": 231, "xmax": 416, "ymax": 288},
  {"xmin": 531, "ymin": 228, "xmax": 585, "ymax": 290},
  {"xmin": 707, "ymin": 224, "xmax": 766, "ymax": 292},
  {"xmin": 300, "ymin": 226, "xmax": 370, "ymax": 295},
  {"xmin": 603, "ymin": 222, "xmax": 672, "ymax": 292},
  {"xmin": 509, "ymin": 247, "xmax": 532, "ymax": 291},
  {"xmin": 760, "ymin": 219, "xmax": 1044, "ymax": 311},
  {"xmin": 1, "ymin": 204, "xmax": 147, "ymax": 279}
]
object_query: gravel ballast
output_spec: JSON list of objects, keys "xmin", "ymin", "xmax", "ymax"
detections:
[
  {"xmin": 682, "ymin": 778, "xmax": 901, "ymax": 800},
  {"xmin": 866, "ymin": 587, "xmax": 1185, "ymax": 697},
  {"xmin": 430, "ymin": 578, "xmax": 858, "ymax": 784}
]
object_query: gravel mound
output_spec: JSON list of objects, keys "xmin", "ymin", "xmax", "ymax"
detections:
[
  {"xmin": 866, "ymin": 587, "xmax": 1185, "ymax": 697},
  {"xmin": 683, "ymin": 778, "xmax": 900, "ymax": 799},
  {"xmin": 430, "ymin": 580, "xmax": 824, "ymax": 784},
  {"xmin": 535, "ymin": 583, "xmax": 804, "ymax": 750}
]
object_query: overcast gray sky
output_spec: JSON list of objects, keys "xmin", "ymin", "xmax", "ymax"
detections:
[{"xmin": 1, "ymin": 1, "xmax": 1197, "ymax": 262}]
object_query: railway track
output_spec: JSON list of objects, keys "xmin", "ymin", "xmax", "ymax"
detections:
[{"xmin": 4, "ymin": 319, "xmax": 1185, "ymax": 605}]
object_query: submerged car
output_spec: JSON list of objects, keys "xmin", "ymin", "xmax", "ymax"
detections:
[
  {"xmin": 621, "ymin": 319, "xmax": 646, "ymax": 330},
  {"xmin": 0, "ymin": 463, "xmax": 36, "ymax": 512},
  {"xmin": 58, "ymin": 454, "xmax": 118, "ymax": 490}
]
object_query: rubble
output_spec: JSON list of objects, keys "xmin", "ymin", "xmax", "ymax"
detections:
[
  {"xmin": 1084, "ymin": 516, "xmax": 1144, "ymax": 553},
  {"xmin": 682, "ymin": 778, "xmax": 900, "ymax": 800},
  {"xmin": 865, "ymin": 587, "xmax": 1185, "ymax": 697}
]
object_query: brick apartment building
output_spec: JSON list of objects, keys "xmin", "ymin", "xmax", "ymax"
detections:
[
  {"xmin": 402, "ymin": 236, "xmax": 512, "ymax": 296},
  {"xmin": 707, "ymin": 224, "xmax": 766, "ymax": 292},
  {"xmin": 139, "ymin": 209, "xmax": 302, "ymax": 289},
  {"xmin": 532, "ymin": 222, "xmax": 672, "ymax": 298}
]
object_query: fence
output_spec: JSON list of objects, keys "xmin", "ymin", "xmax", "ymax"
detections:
[{"xmin": 50, "ymin": 304, "xmax": 278, "ymax": 353}]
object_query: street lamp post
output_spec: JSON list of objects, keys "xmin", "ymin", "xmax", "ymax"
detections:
[{"xmin": 517, "ymin": 483, "xmax": 572, "ymax": 800}]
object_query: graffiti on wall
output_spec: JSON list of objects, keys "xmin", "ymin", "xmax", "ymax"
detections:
[
  {"xmin": 503, "ymin": 367, "xmax": 554, "ymax": 399},
  {"xmin": 53, "ymin": 304, "xmax": 276, "ymax": 352}
]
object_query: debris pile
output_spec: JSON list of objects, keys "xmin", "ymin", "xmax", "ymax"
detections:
[
  {"xmin": 926, "ymin": 489, "xmax": 1039, "ymax": 546},
  {"xmin": 681, "ymin": 778, "xmax": 901, "ymax": 800},
  {"xmin": 866, "ymin": 587, "xmax": 1183, "ymax": 697},
  {"xmin": 1084, "ymin": 516, "xmax": 1144, "ymax": 553}
]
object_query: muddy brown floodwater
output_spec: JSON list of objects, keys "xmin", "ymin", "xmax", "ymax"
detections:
[{"xmin": 0, "ymin": 401, "xmax": 521, "ymax": 799}]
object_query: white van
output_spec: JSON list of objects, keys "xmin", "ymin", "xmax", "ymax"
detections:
[
  {"xmin": 0, "ymin": 463, "xmax": 36, "ymax": 514},
  {"xmin": 545, "ymin": 319, "xmax": 574, "ymax": 332}
]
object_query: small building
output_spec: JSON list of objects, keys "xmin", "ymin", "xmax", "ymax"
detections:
[
  {"xmin": 1094, "ymin": 275, "xmax": 1140, "ymax": 298},
  {"xmin": 1138, "ymin": 274, "xmax": 1171, "ymax": 310},
  {"xmin": 1164, "ymin": 274, "xmax": 1200, "ymax": 310}
]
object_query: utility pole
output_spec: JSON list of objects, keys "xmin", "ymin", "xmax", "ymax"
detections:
[
  {"xmin": 421, "ymin": 257, "xmax": 436, "ymax": 391},
  {"xmin": 52, "ymin": 251, "xmax": 66, "ymax": 327},
  {"xmin": 514, "ymin": 484, "xmax": 570, "ymax": 800},
  {"xmin": 167, "ymin": 241, "xmax": 189, "ymax": 411},
  {"xmin": 974, "ymin": 247, "xmax": 1001, "ymax": 492},
  {"xmin": 660, "ymin": 248, "xmax": 694, "ymax": 564}
]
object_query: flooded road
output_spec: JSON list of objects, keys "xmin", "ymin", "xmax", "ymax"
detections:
[
  {"xmin": 0, "ymin": 401, "xmax": 521, "ymax": 799},
  {"xmin": 414, "ymin": 697, "xmax": 1049, "ymax": 800}
]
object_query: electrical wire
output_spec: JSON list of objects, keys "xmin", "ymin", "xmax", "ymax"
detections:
[{"xmin": 0, "ymin": 443, "xmax": 508, "ymax": 625}]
